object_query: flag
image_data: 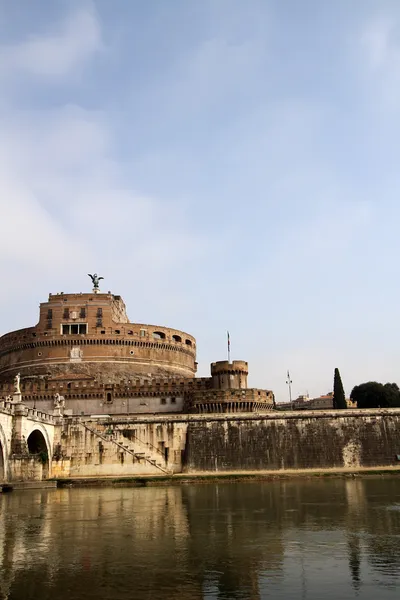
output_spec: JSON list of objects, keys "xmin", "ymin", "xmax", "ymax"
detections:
[{"xmin": 227, "ymin": 331, "xmax": 230, "ymax": 350}]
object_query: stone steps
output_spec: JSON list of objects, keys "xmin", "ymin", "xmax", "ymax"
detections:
[{"xmin": 83, "ymin": 423, "xmax": 171, "ymax": 474}]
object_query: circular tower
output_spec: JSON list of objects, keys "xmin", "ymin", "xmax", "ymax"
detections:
[
  {"xmin": 0, "ymin": 291, "xmax": 197, "ymax": 383},
  {"xmin": 210, "ymin": 360, "xmax": 248, "ymax": 390}
]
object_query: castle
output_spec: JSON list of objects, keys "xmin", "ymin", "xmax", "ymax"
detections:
[
  {"xmin": 1, "ymin": 279, "xmax": 399, "ymax": 484},
  {"xmin": 0, "ymin": 277, "xmax": 274, "ymax": 416}
]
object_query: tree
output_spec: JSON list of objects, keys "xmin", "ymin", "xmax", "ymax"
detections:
[
  {"xmin": 350, "ymin": 382, "xmax": 400, "ymax": 408},
  {"xmin": 333, "ymin": 368, "xmax": 347, "ymax": 409}
]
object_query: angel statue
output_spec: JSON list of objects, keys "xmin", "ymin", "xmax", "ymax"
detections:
[
  {"xmin": 88, "ymin": 273, "xmax": 104, "ymax": 292},
  {"xmin": 53, "ymin": 393, "xmax": 65, "ymax": 410},
  {"xmin": 14, "ymin": 372, "xmax": 21, "ymax": 394}
]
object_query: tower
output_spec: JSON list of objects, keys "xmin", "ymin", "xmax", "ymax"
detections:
[{"xmin": 210, "ymin": 361, "xmax": 248, "ymax": 390}]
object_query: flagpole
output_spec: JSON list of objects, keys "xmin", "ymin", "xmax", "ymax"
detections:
[
  {"xmin": 286, "ymin": 370, "xmax": 293, "ymax": 408},
  {"xmin": 227, "ymin": 331, "xmax": 231, "ymax": 363}
]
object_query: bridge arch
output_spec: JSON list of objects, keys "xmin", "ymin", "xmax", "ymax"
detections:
[{"xmin": 26, "ymin": 425, "xmax": 52, "ymax": 479}]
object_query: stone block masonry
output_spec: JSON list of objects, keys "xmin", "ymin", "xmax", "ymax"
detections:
[{"xmin": 50, "ymin": 409, "xmax": 400, "ymax": 479}]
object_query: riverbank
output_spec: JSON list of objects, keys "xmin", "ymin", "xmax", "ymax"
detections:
[{"xmin": 51, "ymin": 465, "xmax": 400, "ymax": 488}]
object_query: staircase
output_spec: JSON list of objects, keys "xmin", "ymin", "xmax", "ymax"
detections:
[{"xmin": 83, "ymin": 423, "xmax": 172, "ymax": 475}]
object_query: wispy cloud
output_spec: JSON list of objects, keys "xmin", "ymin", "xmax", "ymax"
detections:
[
  {"xmin": 1, "ymin": 1, "xmax": 400, "ymax": 401},
  {"xmin": 0, "ymin": 4, "xmax": 101, "ymax": 77}
]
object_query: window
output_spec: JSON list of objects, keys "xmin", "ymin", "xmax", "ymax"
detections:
[
  {"xmin": 106, "ymin": 392, "xmax": 112, "ymax": 403},
  {"xmin": 153, "ymin": 331, "xmax": 166, "ymax": 340},
  {"xmin": 128, "ymin": 330, "xmax": 133, "ymax": 335},
  {"xmin": 101, "ymin": 330, "xmax": 105, "ymax": 334},
  {"xmin": 47, "ymin": 309, "xmax": 53, "ymax": 319},
  {"xmin": 96, "ymin": 308, "xmax": 103, "ymax": 317},
  {"xmin": 63, "ymin": 308, "xmax": 70, "ymax": 319},
  {"xmin": 80, "ymin": 308, "xmax": 86, "ymax": 319},
  {"xmin": 171, "ymin": 397, "xmax": 176, "ymax": 404},
  {"xmin": 161, "ymin": 398, "xmax": 166, "ymax": 405},
  {"xmin": 140, "ymin": 329, "xmax": 146, "ymax": 338},
  {"xmin": 185, "ymin": 339, "xmax": 192, "ymax": 346},
  {"xmin": 115, "ymin": 329, "xmax": 120, "ymax": 334},
  {"xmin": 61, "ymin": 324, "xmax": 87, "ymax": 335},
  {"xmin": 172, "ymin": 335, "xmax": 182, "ymax": 342}
]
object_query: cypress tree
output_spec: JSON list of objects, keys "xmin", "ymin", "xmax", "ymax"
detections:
[{"xmin": 333, "ymin": 368, "xmax": 347, "ymax": 409}]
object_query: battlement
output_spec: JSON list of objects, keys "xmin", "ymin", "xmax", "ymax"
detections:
[
  {"xmin": 191, "ymin": 388, "xmax": 274, "ymax": 413},
  {"xmin": 211, "ymin": 361, "xmax": 248, "ymax": 375}
]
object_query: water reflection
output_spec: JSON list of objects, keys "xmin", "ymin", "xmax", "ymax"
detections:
[{"xmin": 0, "ymin": 478, "xmax": 399, "ymax": 599}]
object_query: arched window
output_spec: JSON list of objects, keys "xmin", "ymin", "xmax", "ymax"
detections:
[
  {"xmin": 153, "ymin": 331, "xmax": 166, "ymax": 340},
  {"xmin": 185, "ymin": 339, "xmax": 192, "ymax": 346},
  {"xmin": 172, "ymin": 335, "xmax": 182, "ymax": 342}
]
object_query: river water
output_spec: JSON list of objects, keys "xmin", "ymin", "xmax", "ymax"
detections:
[{"xmin": 1, "ymin": 478, "xmax": 400, "ymax": 599}]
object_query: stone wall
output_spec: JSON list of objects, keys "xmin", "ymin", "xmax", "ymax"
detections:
[
  {"xmin": 50, "ymin": 409, "xmax": 400, "ymax": 479},
  {"xmin": 52, "ymin": 417, "xmax": 188, "ymax": 478},
  {"xmin": 183, "ymin": 410, "xmax": 400, "ymax": 472}
]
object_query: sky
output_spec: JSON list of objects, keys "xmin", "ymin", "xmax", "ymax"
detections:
[{"xmin": 1, "ymin": 0, "xmax": 400, "ymax": 402}]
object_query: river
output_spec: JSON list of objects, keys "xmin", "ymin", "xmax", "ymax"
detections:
[{"xmin": 0, "ymin": 477, "xmax": 400, "ymax": 599}]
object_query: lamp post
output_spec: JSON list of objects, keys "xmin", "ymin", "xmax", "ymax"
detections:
[{"xmin": 286, "ymin": 370, "xmax": 293, "ymax": 408}]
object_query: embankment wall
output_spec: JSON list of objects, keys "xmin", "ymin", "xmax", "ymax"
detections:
[{"xmin": 51, "ymin": 410, "xmax": 400, "ymax": 478}]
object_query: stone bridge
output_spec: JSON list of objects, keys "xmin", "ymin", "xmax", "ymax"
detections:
[{"xmin": 0, "ymin": 400, "xmax": 55, "ymax": 483}]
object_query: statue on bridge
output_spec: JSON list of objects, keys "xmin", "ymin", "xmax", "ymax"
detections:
[
  {"xmin": 14, "ymin": 373, "xmax": 21, "ymax": 395},
  {"xmin": 53, "ymin": 393, "xmax": 65, "ymax": 416}
]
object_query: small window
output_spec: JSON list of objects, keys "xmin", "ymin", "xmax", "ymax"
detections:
[
  {"xmin": 171, "ymin": 397, "xmax": 176, "ymax": 404},
  {"xmin": 115, "ymin": 329, "xmax": 120, "ymax": 334},
  {"xmin": 71, "ymin": 324, "xmax": 79, "ymax": 334},
  {"xmin": 63, "ymin": 308, "xmax": 70, "ymax": 319},
  {"xmin": 80, "ymin": 308, "xmax": 86, "ymax": 319},
  {"xmin": 101, "ymin": 330, "xmax": 105, "ymax": 334},
  {"xmin": 161, "ymin": 398, "xmax": 166, "ymax": 405},
  {"xmin": 172, "ymin": 335, "xmax": 182, "ymax": 342},
  {"xmin": 185, "ymin": 339, "xmax": 192, "ymax": 346},
  {"xmin": 140, "ymin": 329, "xmax": 146, "ymax": 337},
  {"xmin": 62, "ymin": 324, "xmax": 69, "ymax": 335},
  {"xmin": 47, "ymin": 309, "xmax": 53, "ymax": 319},
  {"xmin": 79, "ymin": 324, "xmax": 87, "ymax": 334},
  {"xmin": 128, "ymin": 330, "xmax": 133, "ymax": 335},
  {"xmin": 106, "ymin": 392, "xmax": 112, "ymax": 403},
  {"xmin": 97, "ymin": 308, "xmax": 103, "ymax": 317}
]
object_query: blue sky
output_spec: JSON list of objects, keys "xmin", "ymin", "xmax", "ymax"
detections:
[{"xmin": 1, "ymin": 0, "xmax": 400, "ymax": 401}]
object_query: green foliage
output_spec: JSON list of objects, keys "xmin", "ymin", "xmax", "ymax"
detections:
[
  {"xmin": 350, "ymin": 381, "xmax": 400, "ymax": 408},
  {"xmin": 333, "ymin": 368, "xmax": 347, "ymax": 409}
]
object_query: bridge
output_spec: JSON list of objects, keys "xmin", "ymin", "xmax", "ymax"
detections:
[{"xmin": 0, "ymin": 399, "xmax": 55, "ymax": 483}]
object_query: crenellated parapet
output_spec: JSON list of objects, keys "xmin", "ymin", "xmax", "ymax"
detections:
[{"xmin": 190, "ymin": 388, "xmax": 274, "ymax": 413}]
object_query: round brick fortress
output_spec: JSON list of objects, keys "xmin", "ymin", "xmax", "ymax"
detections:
[{"xmin": 0, "ymin": 292, "xmax": 197, "ymax": 383}]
